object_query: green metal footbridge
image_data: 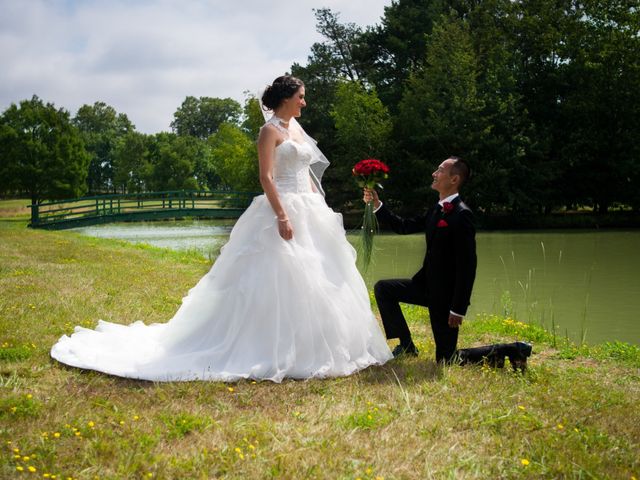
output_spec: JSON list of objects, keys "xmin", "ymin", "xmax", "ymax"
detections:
[{"xmin": 29, "ymin": 190, "xmax": 259, "ymax": 230}]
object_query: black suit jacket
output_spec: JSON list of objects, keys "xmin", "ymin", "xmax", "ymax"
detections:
[{"xmin": 376, "ymin": 196, "xmax": 477, "ymax": 315}]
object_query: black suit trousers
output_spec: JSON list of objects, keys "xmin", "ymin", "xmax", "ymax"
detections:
[{"xmin": 374, "ymin": 278, "xmax": 459, "ymax": 362}]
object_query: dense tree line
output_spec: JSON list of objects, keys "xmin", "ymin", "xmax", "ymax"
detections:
[
  {"xmin": 294, "ymin": 0, "xmax": 640, "ymax": 214},
  {"xmin": 0, "ymin": 96, "xmax": 261, "ymax": 203},
  {"xmin": 1, "ymin": 0, "xmax": 638, "ymax": 215}
]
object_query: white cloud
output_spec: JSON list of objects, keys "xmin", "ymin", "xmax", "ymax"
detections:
[{"xmin": 0, "ymin": 0, "xmax": 392, "ymax": 133}]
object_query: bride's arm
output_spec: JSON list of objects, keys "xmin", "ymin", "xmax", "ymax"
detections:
[
  {"xmin": 258, "ymin": 125, "xmax": 293, "ymax": 240},
  {"xmin": 308, "ymin": 174, "xmax": 318, "ymax": 193}
]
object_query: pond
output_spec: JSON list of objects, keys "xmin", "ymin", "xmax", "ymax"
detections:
[{"xmin": 71, "ymin": 221, "xmax": 640, "ymax": 346}]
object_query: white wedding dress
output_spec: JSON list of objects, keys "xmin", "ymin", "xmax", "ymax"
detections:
[{"xmin": 51, "ymin": 129, "xmax": 392, "ymax": 382}]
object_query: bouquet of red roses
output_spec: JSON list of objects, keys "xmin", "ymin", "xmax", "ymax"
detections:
[{"xmin": 352, "ymin": 158, "xmax": 390, "ymax": 270}]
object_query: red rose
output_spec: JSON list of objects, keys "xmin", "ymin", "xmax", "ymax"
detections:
[
  {"xmin": 352, "ymin": 158, "xmax": 390, "ymax": 177},
  {"xmin": 437, "ymin": 219, "xmax": 448, "ymax": 228},
  {"xmin": 442, "ymin": 202, "xmax": 454, "ymax": 214}
]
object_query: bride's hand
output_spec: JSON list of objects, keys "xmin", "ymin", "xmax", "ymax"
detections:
[{"xmin": 278, "ymin": 218, "xmax": 294, "ymax": 240}]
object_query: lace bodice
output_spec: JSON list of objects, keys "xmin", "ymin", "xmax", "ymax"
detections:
[{"xmin": 273, "ymin": 139, "xmax": 314, "ymax": 194}]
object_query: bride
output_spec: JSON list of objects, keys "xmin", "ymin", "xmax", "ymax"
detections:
[{"xmin": 51, "ymin": 75, "xmax": 392, "ymax": 382}]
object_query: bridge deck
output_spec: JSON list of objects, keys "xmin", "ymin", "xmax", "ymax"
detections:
[{"xmin": 29, "ymin": 190, "xmax": 258, "ymax": 230}]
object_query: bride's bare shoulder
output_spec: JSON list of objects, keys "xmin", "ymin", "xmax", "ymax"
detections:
[{"xmin": 258, "ymin": 123, "xmax": 281, "ymax": 147}]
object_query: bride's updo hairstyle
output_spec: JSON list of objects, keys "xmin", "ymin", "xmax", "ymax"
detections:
[{"xmin": 262, "ymin": 75, "xmax": 304, "ymax": 110}]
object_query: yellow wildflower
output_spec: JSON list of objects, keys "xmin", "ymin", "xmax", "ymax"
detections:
[
  {"xmin": 54, "ymin": 432, "xmax": 61, "ymax": 438},
  {"xmin": 23, "ymin": 456, "xmax": 30, "ymax": 461},
  {"xmin": 521, "ymin": 459, "xmax": 530, "ymax": 466},
  {"xmin": 557, "ymin": 424, "xmax": 564, "ymax": 430},
  {"xmin": 88, "ymin": 421, "xmax": 95, "ymax": 428},
  {"xmin": 13, "ymin": 447, "xmax": 20, "ymax": 453},
  {"xmin": 235, "ymin": 447, "xmax": 242, "ymax": 454},
  {"xmin": 517, "ymin": 405, "xmax": 526, "ymax": 411},
  {"xmin": 133, "ymin": 415, "xmax": 140, "ymax": 421},
  {"xmin": 16, "ymin": 466, "xmax": 24, "ymax": 472},
  {"xmin": 26, "ymin": 394, "xmax": 33, "ymax": 399},
  {"xmin": 28, "ymin": 466, "xmax": 37, "ymax": 473},
  {"xmin": 227, "ymin": 387, "xmax": 234, "ymax": 393}
]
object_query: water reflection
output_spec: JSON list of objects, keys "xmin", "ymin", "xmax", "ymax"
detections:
[{"xmin": 73, "ymin": 220, "xmax": 235, "ymax": 256}]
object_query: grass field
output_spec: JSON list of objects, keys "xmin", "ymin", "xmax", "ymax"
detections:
[{"xmin": 0, "ymin": 202, "xmax": 638, "ymax": 479}]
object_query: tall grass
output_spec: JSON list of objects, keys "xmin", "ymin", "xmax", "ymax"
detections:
[
  {"xmin": 493, "ymin": 240, "xmax": 600, "ymax": 345},
  {"xmin": 0, "ymin": 211, "xmax": 639, "ymax": 479}
]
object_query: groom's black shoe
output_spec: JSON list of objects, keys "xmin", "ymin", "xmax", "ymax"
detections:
[
  {"xmin": 392, "ymin": 342, "xmax": 419, "ymax": 358},
  {"xmin": 456, "ymin": 342, "xmax": 532, "ymax": 371}
]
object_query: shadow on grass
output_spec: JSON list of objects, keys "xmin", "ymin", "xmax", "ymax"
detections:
[
  {"xmin": 48, "ymin": 354, "xmax": 445, "ymax": 391},
  {"xmin": 48, "ymin": 356, "xmax": 159, "ymax": 389},
  {"xmin": 358, "ymin": 358, "xmax": 444, "ymax": 385}
]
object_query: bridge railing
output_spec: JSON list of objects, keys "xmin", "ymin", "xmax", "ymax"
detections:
[{"xmin": 29, "ymin": 190, "xmax": 259, "ymax": 228}]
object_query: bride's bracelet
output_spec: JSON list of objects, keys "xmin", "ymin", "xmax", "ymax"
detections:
[{"xmin": 277, "ymin": 217, "xmax": 289, "ymax": 223}]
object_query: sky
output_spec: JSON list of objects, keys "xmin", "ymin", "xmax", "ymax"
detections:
[{"xmin": 0, "ymin": 0, "xmax": 393, "ymax": 133}]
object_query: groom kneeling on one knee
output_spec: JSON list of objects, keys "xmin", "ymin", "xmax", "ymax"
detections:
[{"xmin": 364, "ymin": 156, "xmax": 476, "ymax": 363}]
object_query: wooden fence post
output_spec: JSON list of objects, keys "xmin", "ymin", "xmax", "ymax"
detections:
[{"xmin": 30, "ymin": 202, "xmax": 39, "ymax": 226}]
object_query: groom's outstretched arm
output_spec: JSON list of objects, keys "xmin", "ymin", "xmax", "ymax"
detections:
[
  {"xmin": 376, "ymin": 204, "xmax": 427, "ymax": 235},
  {"xmin": 363, "ymin": 187, "xmax": 426, "ymax": 235}
]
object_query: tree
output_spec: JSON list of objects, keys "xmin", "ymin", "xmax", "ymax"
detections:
[
  {"xmin": 208, "ymin": 123, "xmax": 259, "ymax": 191},
  {"xmin": 462, "ymin": 0, "xmax": 541, "ymax": 213},
  {"xmin": 312, "ymin": 8, "xmax": 364, "ymax": 82},
  {"xmin": 0, "ymin": 96, "xmax": 90, "ymax": 204},
  {"xmin": 241, "ymin": 94, "xmax": 264, "ymax": 140},
  {"xmin": 112, "ymin": 131, "xmax": 152, "ymax": 193},
  {"xmin": 355, "ymin": 0, "xmax": 447, "ymax": 109},
  {"xmin": 73, "ymin": 101, "xmax": 134, "ymax": 194},
  {"xmin": 328, "ymin": 81, "xmax": 392, "ymax": 208},
  {"xmin": 171, "ymin": 96, "xmax": 241, "ymax": 140},
  {"xmin": 397, "ymin": 16, "xmax": 485, "ymax": 211},
  {"xmin": 556, "ymin": 0, "xmax": 640, "ymax": 212},
  {"xmin": 146, "ymin": 133, "xmax": 199, "ymax": 191}
]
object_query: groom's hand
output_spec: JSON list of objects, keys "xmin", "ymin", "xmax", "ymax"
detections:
[
  {"xmin": 363, "ymin": 188, "xmax": 381, "ymax": 209},
  {"xmin": 448, "ymin": 313, "xmax": 463, "ymax": 328}
]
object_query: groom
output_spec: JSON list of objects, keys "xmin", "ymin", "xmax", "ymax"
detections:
[{"xmin": 364, "ymin": 156, "xmax": 476, "ymax": 362}]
